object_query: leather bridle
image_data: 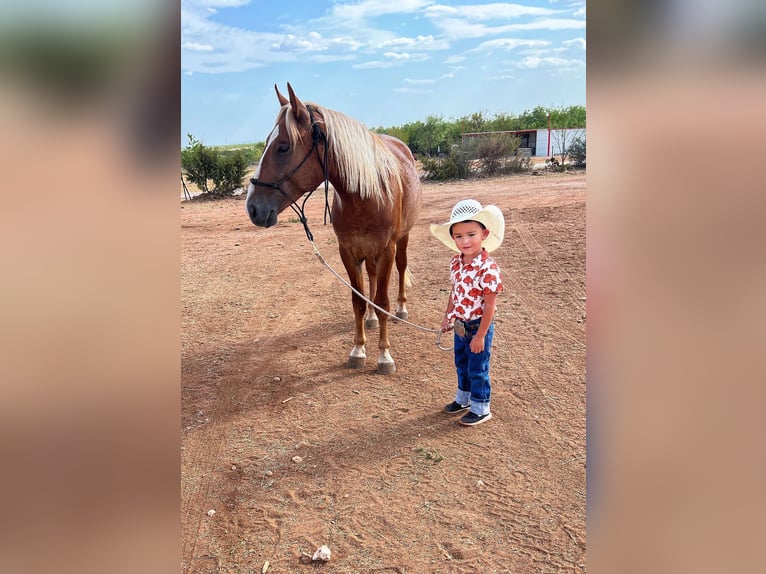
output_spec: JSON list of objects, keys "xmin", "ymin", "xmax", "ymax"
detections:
[{"xmin": 248, "ymin": 105, "xmax": 331, "ymax": 241}]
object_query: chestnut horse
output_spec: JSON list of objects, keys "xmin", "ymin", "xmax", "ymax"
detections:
[{"xmin": 245, "ymin": 83, "xmax": 422, "ymax": 374}]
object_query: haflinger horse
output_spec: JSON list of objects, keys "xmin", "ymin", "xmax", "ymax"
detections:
[{"xmin": 245, "ymin": 83, "xmax": 422, "ymax": 374}]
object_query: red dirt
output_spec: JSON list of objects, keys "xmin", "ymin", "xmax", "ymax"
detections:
[{"xmin": 181, "ymin": 171, "xmax": 586, "ymax": 573}]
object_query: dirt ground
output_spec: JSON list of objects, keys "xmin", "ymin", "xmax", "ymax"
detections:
[{"xmin": 181, "ymin": 170, "xmax": 586, "ymax": 573}]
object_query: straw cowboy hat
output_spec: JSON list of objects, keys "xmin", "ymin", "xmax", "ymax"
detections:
[{"xmin": 430, "ymin": 199, "xmax": 505, "ymax": 253}]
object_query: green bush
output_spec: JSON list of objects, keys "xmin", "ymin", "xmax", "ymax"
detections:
[
  {"xmin": 420, "ymin": 146, "xmax": 473, "ymax": 181},
  {"xmin": 181, "ymin": 134, "xmax": 248, "ymax": 196},
  {"xmin": 213, "ymin": 151, "xmax": 249, "ymax": 195},
  {"xmin": 569, "ymin": 137, "xmax": 586, "ymax": 168}
]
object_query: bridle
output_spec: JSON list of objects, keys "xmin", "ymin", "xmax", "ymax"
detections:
[{"xmin": 248, "ymin": 104, "xmax": 330, "ymax": 241}]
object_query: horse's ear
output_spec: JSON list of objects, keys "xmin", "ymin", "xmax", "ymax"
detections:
[
  {"xmin": 275, "ymin": 84, "xmax": 288, "ymax": 107},
  {"xmin": 286, "ymin": 82, "xmax": 310, "ymax": 125}
]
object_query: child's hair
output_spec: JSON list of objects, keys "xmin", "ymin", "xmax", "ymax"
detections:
[{"xmin": 449, "ymin": 220, "xmax": 486, "ymax": 236}]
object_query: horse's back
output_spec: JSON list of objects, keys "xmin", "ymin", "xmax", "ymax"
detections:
[{"xmin": 378, "ymin": 134, "xmax": 421, "ymax": 233}]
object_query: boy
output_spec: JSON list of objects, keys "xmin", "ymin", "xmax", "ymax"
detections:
[{"xmin": 430, "ymin": 199, "xmax": 505, "ymax": 426}]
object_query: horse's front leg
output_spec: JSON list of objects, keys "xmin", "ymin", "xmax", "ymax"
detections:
[
  {"xmin": 374, "ymin": 245, "xmax": 397, "ymax": 375},
  {"xmin": 364, "ymin": 259, "xmax": 379, "ymax": 330},
  {"xmin": 339, "ymin": 248, "xmax": 367, "ymax": 369}
]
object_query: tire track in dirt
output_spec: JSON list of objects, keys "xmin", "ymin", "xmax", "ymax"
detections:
[{"xmin": 509, "ymin": 264, "xmax": 585, "ymax": 350}]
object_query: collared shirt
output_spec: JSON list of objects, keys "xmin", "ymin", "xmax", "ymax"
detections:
[{"xmin": 448, "ymin": 248, "xmax": 503, "ymax": 322}]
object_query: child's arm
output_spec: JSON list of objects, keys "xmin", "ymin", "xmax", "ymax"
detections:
[
  {"xmin": 470, "ymin": 291, "xmax": 497, "ymax": 353},
  {"xmin": 441, "ymin": 290, "xmax": 455, "ymax": 332}
]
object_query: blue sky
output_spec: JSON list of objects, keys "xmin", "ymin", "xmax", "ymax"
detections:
[{"xmin": 181, "ymin": 0, "xmax": 586, "ymax": 146}]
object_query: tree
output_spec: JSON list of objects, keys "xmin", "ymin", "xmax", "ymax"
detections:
[
  {"xmin": 569, "ymin": 136, "xmax": 586, "ymax": 167},
  {"xmin": 409, "ymin": 115, "xmax": 450, "ymax": 157},
  {"xmin": 518, "ymin": 106, "xmax": 551, "ymax": 129},
  {"xmin": 181, "ymin": 134, "xmax": 248, "ymax": 196},
  {"xmin": 181, "ymin": 134, "xmax": 217, "ymax": 194},
  {"xmin": 550, "ymin": 129, "xmax": 586, "ymax": 168}
]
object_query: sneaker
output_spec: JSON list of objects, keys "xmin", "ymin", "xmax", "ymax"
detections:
[
  {"xmin": 443, "ymin": 401, "xmax": 470, "ymax": 414},
  {"xmin": 459, "ymin": 412, "xmax": 492, "ymax": 426}
]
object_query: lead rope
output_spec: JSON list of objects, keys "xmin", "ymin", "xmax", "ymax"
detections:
[{"xmin": 307, "ymin": 239, "xmax": 453, "ymax": 351}]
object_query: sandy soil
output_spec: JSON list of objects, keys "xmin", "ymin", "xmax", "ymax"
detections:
[{"xmin": 181, "ymin": 170, "xmax": 586, "ymax": 573}]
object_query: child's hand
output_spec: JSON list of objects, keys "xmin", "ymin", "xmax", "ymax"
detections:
[
  {"xmin": 470, "ymin": 335, "xmax": 485, "ymax": 353},
  {"xmin": 441, "ymin": 317, "xmax": 453, "ymax": 333}
]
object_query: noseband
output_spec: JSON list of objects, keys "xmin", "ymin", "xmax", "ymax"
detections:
[{"xmin": 249, "ymin": 104, "xmax": 330, "ymax": 241}]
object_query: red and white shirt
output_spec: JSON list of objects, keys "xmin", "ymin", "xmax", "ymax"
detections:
[{"xmin": 448, "ymin": 249, "xmax": 503, "ymax": 322}]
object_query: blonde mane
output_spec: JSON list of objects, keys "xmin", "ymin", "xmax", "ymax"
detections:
[{"xmin": 282, "ymin": 104, "xmax": 401, "ymax": 204}]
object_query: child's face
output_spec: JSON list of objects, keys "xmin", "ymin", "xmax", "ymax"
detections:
[{"xmin": 450, "ymin": 220, "xmax": 489, "ymax": 259}]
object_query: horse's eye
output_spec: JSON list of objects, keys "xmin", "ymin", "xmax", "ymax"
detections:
[{"xmin": 277, "ymin": 144, "xmax": 290, "ymax": 154}]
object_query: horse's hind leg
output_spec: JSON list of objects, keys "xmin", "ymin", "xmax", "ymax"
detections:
[
  {"xmin": 339, "ymin": 249, "xmax": 367, "ymax": 369},
  {"xmin": 394, "ymin": 234, "xmax": 411, "ymax": 321},
  {"xmin": 374, "ymin": 245, "xmax": 396, "ymax": 375},
  {"xmin": 364, "ymin": 259, "xmax": 379, "ymax": 330}
]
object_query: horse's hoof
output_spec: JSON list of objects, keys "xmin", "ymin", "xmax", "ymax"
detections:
[
  {"xmin": 365, "ymin": 318, "xmax": 379, "ymax": 330},
  {"xmin": 347, "ymin": 356, "xmax": 366, "ymax": 369},
  {"xmin": 376, "ymin": 361, "xmax": 396, "ymax": 375},
  {"xmin": 395, "ymin": 310, "xmax": 408, "ymax": 321}
]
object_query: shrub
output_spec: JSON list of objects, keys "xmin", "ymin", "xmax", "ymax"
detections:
[
  {"xmin": 472, "ymin": 134, "xmax": 530, "ymax": 176},
  {"xmin": 420, "ymin": 145, "xmax": 473, "ymax": 181},
  {"xmin": 569, "ymin": 137, "xmax": 586, "ymax": 168},
  {"xmin": 181, "ymin": 134, "xmax": 217, "ymax": 194},
  {"xmin": 212, "ymin": 150, "xmax": 249, "ymax": 195},
  {"xmin": 181, "ymin": 134, "xmax": 248, "ymax": 196}
]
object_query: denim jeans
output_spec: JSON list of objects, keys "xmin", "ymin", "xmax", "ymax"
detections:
[{"xmin": 453, "ymin": 320, "xmax": 494, "ymax": 416}]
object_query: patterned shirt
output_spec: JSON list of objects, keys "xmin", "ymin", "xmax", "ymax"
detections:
[{"xmin": 448, "ymin": 249, "xmax": 504, "ymax": 322}]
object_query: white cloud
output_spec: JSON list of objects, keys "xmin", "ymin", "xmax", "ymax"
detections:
[
  {"xmin": 467, "ymin": 38, "xmax": 551, "ymax": 54},
  {"xmin": 517, "ymin": 56, "xmax": 584, "ymax": 70},
  {"xmin": 330, "ymin": 0, "xmax": 433, "ymax": 22},
  {"xmin": 562, "ymin": 37, "xmax": 586, "ymax": 50},
  {"xmin": 425, "ymin": 3, "xmax": 562, "ymax": 20},
  {"xmin": 384, "ymin": 52, "xmax": 428, "ymax": 61},
  {"xmin": 378, "ymin": 34, "xmax": 449, "ymax": 51},
  {"xmin": 444, "ymin": 54, "xmax": 467, "ymax": 64},
  {"xmin": 271, "ymin": 33, "xmax": 326, "ymax": 52},
  {"xmin": 385, "ymin": 52, "xmax": 413, "ymax": 60},
  {"xmin": 183, "ymin": 41, "xmax": 214, "ymax": 52},
  {"xmin": 428, "ymin": 16, "xmax": 584, "ymax": 40}
]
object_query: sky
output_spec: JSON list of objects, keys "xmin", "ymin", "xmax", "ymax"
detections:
[{"xmin": 181, "ymin": 0, "xmax": 586, "ymax": 147}]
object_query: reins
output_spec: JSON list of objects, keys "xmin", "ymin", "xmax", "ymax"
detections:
[{"xmin": 250, "ymin": 105, "xmax": 452, "ymax": 351}]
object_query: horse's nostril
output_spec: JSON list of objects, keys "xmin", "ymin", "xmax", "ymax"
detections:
[{"xmin": 248, "ymin": 204, "xmax": 256, "ymax": 219}]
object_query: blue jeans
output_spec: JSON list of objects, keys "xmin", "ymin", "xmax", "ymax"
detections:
[{"xmin": 453, "ymin": 320, "xmax": 494, "ymax": 416}]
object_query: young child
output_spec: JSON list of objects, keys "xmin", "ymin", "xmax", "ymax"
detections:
[{"xmin": 430, "ymin": 199, "xmax": 505, "ymax": 426}]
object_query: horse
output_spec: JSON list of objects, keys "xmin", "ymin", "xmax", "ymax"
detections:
[{"xmin": 245, "ymin": 83, "xmax": 422, "ymax": 374}]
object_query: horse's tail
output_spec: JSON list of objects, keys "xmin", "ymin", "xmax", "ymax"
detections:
[{"xmin": 404, "ymin": 267, "xmax": 415, "ymax": 288}]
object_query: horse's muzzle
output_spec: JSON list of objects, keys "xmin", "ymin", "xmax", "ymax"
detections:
[{"xmin": 247, "ymin": 203, "xmax": 278, "ymax": 227}]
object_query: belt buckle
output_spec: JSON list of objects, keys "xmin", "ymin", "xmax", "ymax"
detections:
[{"xmin": 454, "ymin": 319, "xmax": 466, "ymax": 337}]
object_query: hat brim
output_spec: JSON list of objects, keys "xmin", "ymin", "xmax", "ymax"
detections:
[{"xmin": 429, "ymin": 204, "xmax": 505, "ymax": 253}]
